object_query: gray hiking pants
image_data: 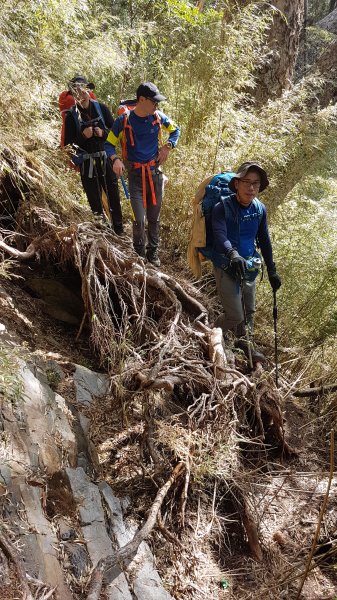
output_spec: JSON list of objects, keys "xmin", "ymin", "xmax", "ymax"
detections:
[
  {"xmin": 128, "ymin": 166, "xmax": 164, "ymax": 253},
  {"xmin": 213, "ymin": 266, "xmax": 256, "ymax": 338}
]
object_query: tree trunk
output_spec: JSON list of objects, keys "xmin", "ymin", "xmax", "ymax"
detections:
[
  {"xmin": 314, "ymin": 37, "xmax": 337, "ymax": 106},
  {"xmin": 254, "ymin": 0, "xmax": 305, "ymax": 105}
]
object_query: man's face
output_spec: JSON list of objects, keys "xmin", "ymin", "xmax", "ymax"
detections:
[
  {"xmin": 234, "ymin": 169, "xmax": 261, "ymax": 206},
  {"xmin": 139, "ymin": 95, "xmax": 159, "ymax": 115},
  {"xmin": 72, "ymin": 86, "xmax": 90, "ymax": 108}
]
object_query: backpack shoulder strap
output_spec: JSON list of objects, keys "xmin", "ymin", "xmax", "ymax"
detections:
[
  {"xmin": 253, "ymin": 198, "xmax": 264, "ymax": 225},
  {"xmin": 121, "ymin": 110, "xmax": 134, "ymax": 159},
  {"xmin": 91, "ymin": 101, "xmax": 106, "ymax": 129},
  {"xmin": 220, "ymin": 193, "xmax": 237, "ymax": 222}
]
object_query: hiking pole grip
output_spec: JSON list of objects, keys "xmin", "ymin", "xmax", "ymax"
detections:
[
  {"xmin": 120, "ymin": 176, "xmax": 129, "ymax": 199},
  {"xmin": 273, "ymin": 289, "xmax": 279, "ymax": 388}
]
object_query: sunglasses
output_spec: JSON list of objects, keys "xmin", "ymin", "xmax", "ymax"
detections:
[{"xmin": 145, "ymin": 97, "xmax": 159, "ymax": 106}]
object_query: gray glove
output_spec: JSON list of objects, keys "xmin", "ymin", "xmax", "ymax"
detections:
[{"xmin": 228, "ymin": 249, "xmax": 247, "ymax": 278}]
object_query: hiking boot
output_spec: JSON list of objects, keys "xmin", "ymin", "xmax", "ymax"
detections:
[
  {"xmin": 134, "ymin": 246, "xmax": 146, "ymax": 259},
  {"xmin": 114, "ymin": 225, "xmax": 124, "ymax": 236},
  {"xmin": 146, "ymin": 249, "xmax": 161, "ymax": 267},
  {"xmin": 234, "ymin": 339, "xmax": 266, "ymax": 365}
]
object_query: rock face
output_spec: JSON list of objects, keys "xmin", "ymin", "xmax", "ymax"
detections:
[{"xmin": 0, "ymin": 320, "xmax": 173, "ymax": 600}]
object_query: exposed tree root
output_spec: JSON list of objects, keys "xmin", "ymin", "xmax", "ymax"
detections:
[{"xmin": 0, "ymin": 211, "xmax": 296, "ymax": 596}]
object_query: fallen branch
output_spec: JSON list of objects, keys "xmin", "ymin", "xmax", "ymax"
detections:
[
  {"xmin": 86, "ymin": 462, "xmax": 185, "ymax": 600},
  {"xmin": 293, "ymin": 382, "xmax": 337, "ymax": 397}
]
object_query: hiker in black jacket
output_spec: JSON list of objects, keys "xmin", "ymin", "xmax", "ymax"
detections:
[{"xmin": 64, "ymin": 75, "xmax": 123, "ymax": 234}]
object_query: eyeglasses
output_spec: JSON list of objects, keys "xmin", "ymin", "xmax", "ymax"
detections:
[
  {"xmin": 145, "ymin": 97, "xmax": 158, "ymax": 106},
  {"xmin": 239, "ymin": 179, "xmax": 261, "ymax": 189}
]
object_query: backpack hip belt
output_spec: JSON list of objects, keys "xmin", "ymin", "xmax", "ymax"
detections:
[
  {"xmin": 132, "ymin": 159, "xmax": 157, "ymax": 208},
  {"xmin": 80, "ymin": 150, "xmax": 107, "ymax": 178}
]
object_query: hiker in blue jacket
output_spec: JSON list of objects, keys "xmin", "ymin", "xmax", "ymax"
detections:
[
  {"xmin": 64, "ymin": 75, "xmax": 123, "ymax": 234},
  {"xmin": 212, "ymin": 162, "xmax": 281, "ymax": 364},
  {"xmin": 105, "ymin": 82, "xmax": 180, "ymax": 266}
]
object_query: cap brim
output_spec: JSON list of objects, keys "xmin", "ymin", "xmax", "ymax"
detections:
[{"xmin": 153, "ymin": 94, "xmax": 166, "ymax": 102}]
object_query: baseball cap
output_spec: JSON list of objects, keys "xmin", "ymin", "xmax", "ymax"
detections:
[
  {"xmin": 136, "ymin": 82, "xmax": 166, "ymax": 102},
  {"xmin": 68, "ymin": 75, "xmax": 95, "ymax": 90}
]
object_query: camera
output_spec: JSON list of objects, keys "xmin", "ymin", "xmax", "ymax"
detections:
[{"xmin": 246, "ymin": 255, "xmax": 262, "ymax": 272}]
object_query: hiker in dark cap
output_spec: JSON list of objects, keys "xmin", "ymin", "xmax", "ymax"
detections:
[
  {"xmin": 105, "ymin": 82, "xmax": 180, "ymax": 266},
  {"xmin": 212, "ymin": 162, "xmax": 281, "ymax": 364},
  {"xmin": 63, "ymin": 75, "xmax": 123, "ymax": 234}
]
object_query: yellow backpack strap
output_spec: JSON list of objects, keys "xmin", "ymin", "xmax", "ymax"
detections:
[{"xmin": 153, "ymin": 111, "xmax": 163, "ymax": 147}]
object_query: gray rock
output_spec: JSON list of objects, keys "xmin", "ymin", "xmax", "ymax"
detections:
[
  {"xmin": 81, "ymin": 522, "xmax": 133, "ymax": 599},
  {"xmin": 132, "ymin": 542, "xmax": 173, "ymax": 600},
  {"xmin": 19, "ymin": 485, "xmax": 73, "ymax": 599},
  {"xmin": 99, "ymin": 482, "xmax": 174, "ymax": 600},
  {"xmin": 99, "ymin": 483, "xmax": 134, "ymax": 547},
  {"xmin": 65, "ymin": 467, "xmax": 105, "ymax": 525},
  {"xmin": 73, "ymin": 364, "xmax": 109, "ymax": 406},
  {"xmin": 12, "ymin": 360, "xmax": 77, "ymax": 473},
  {"xmin": 26, "ymin": 278, "xmax": 84, "ymax": 325},
  {"xmin": 64, "ymin": 542, "xmax": 90, "ymax": 578}
]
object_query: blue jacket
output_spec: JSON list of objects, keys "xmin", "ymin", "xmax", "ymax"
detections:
[
  {"xmin": 211, "ymin": 194, "xmax": 274, "ymax": 270},
  {"xmin": 105, "ymin": 109, "xmax": 180, "ymax": 164}
]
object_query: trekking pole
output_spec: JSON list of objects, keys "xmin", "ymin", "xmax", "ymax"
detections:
[
  {"xmin": 240, "ymin": 277, "xmax": 253, "ymax": 370},
  {"xmin": 120, "ymin": 175, "xmax": 129, "ymax": 199},
  {"xmin": 93, "ymin": 159, "xmax": 109, "ymax": 223},
  {"xmin": 120, "ymin": 175, "xmax": 135, "ymax": 221},
  {"xmin": 273, "ymin": 289, "xmax": 279, "ymax": 388}
]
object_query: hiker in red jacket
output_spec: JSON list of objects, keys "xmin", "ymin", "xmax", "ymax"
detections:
[{"xmin": 63, "ymin": 75, "xmax": 123, "ymax": 234}]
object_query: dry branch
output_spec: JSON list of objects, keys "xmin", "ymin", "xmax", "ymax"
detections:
[
  {"xmin": 293, "ymin": 382, "xmax": 337, "ymax": 397},
  {"xmin": 86, "ymin": 462, "xmax": 185, "ymax": 600}
]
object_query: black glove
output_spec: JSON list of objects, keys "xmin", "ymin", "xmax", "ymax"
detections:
[
  {"xmin": 228, "ymin": 249, "xmax": 246, "ymax": 279},
  {"xmin": 268, "ymin": 264, "xmax": 282, "ymax": 291}
]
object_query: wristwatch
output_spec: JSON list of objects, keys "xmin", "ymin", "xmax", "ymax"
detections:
[{"xmin": 166, "ymin": 141, "xmax": 173, "ymax": 149}]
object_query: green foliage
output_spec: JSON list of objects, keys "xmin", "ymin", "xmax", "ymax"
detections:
[
  {"xmin": 0, "ymin": 0, "xmax": 336, "ymax": 384},
  {"xmin": 267, "ymin": 175, "xmax": 337, "ymax": 346},
  {"xmin": 0, "ymin": 260, "xmax": 20, "ymax": 280},
  {"xmin": 0, "ymin": 346, "xmax": 25, "ymax": 404}
]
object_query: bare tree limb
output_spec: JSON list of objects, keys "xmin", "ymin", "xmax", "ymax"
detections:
[
  {"xmin": 0, "ymin": 240, "xmax": 35, "ymax": 260},
  {"xmin": 86, "ymin": 462, "xmax": 185, "ymax": 600},
  {"xmin": 293, "ymin": 382, "xmax": 337, "ymax": 397}
]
